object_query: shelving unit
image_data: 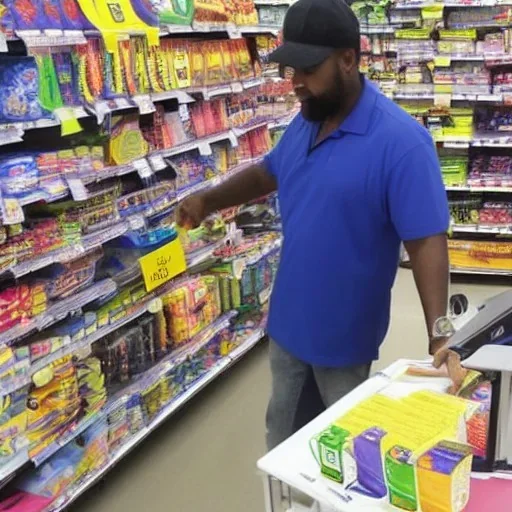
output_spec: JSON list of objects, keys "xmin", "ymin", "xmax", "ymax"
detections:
[
  {"xmin": 0, "ymin": 0, "xmax": 289, "ymax": 508},
  {"xmin": 350, "ymin": 0, "xmax": 512, "ymax": 276}
]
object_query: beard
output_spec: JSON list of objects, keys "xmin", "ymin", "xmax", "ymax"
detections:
[{"xmin": 300, "ymin": 71, "xmax": 344, "ymax": 122}]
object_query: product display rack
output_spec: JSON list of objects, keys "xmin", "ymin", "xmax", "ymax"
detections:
[
  {"xmin": 355, "ymin": 0, "xmax": 512, "ymax": 276},
  {"xmin": 0, "ymin": 0, "xmax": 290, "ymax": 508}
]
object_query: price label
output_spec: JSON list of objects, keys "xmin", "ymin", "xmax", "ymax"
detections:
[
  {"xmin": 150, "ymin": 154, "xmax": 167, "ymax": 171},
  {"xmin": 198, "ymin": 142, "xmax": 212, "ymax": 156},
  {"xmin": 132, "ymin": 95, "xmax": 156, "ymax": 115},
  {"xmin": 66, "ymin": 178, "xmax": 89, "ymax": 201},
  {"xmin": 434, "ymin": 94, "xmax": 451, "ymax": 107},
  {"xmin": 115, "ymin": 98, "xmax": 132, "ymax": 109},
  {"xmin": 178, "ymin": 104, "xmax": 190, "ymax": 122},
  {"xmin": 0, "ymin": 33, "xmax": 7, "ymax": 53},
  {"xmin": 139, "ymin": 238, "xmax": 187, "ymax": 292},
  {"xmin": 44, "ymin": 29, "xmax": 63, "ymax": 38},
  {"xmin": 133, "ymin": 158, "xmax": 153, "ymax": 178},
  {"xmin": 128, "ymin": 215, "xmax": 145, "ymax": 231},
  {"xmin": 63, "ymin": 30, "xmax": 87, "ymax": 44},
  {"xmin": 231, "ymin": 82, "xmax": 244, "ymax": 94},
  {"xmin": 94, "ymin": 100, "xmax": 112, "ymax": 125},
  {"xmin": 1, "ymin": 197, "xmax": 24, "ymax": 225},
  {"xmin": 54, "ymin": 107, "xmax": 83, "ymax": 136}
]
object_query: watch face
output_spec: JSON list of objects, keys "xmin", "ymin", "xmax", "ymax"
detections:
[{"xmin": 433, "ymin": 316, "xmax": 456, "ymax": 338}]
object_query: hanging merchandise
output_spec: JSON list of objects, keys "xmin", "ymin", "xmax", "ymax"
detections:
[
  {"xmin": 5, "ymin": 0, "xmax": 47, "ymax": 31},
  {"xmin": 108, "ymin": 114, "xmax": 150, "ymax": 165},
  {"xmin": 159, "ymin": 0, "xmax": 194, "ymax": 25},
  {"xmin": 0, "ymin": 57, "xmax": 50, "ymax": 123},
  {"xmin": 129, "ymin": 0, "xmax": 159, "ymax": 27},
  {"xmin": 77, "ymin": 0, "xmax": 159, "ymax": 54},
  {"xmin": 0, "ymin": 3, "xmax": 293, "ymax": 506}
]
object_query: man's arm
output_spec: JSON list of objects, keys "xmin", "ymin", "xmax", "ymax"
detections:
[
  {"xmin": 177, "ymin": 162, "xmax": 277, "ymax": 228},
  {"xmin": 203, "ymin": 162, "xmax": 277, "ymax": 214},
  {"xmin": 404, "ymin": 234, "xmax": 449, "ymax": 355},
  {"xmin": 386, "ymin": 137, "xmax": 451, "ymax": 355}
]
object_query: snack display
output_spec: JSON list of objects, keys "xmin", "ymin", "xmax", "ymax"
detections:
[{"xmin": 309, "ymin": 386, "xmax": 481, "ymax": 512}]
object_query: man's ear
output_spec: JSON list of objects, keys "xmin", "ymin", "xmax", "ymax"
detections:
[{"xmin": 338, "ymin": 49, "xmax": 358, "ymax": 73}]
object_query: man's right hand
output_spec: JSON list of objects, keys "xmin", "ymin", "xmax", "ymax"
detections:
[
  {"xmin": 176, "ymin": 194, "xmax": 209, "ymax": 229},
  {"xmin": 175, "ymin": 163, "xmax": 277, "ymax": 230}
]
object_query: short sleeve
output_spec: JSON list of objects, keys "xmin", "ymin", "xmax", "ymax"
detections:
[
  {"xmin": 263, "ymin": 143, "xmax": 280, "ymax": 178},
  {"xmin": 387, "ymin": 141, "xmax": 450, "ymax": 241},
  {"xmin": 263, "ymin": 115, "xmax": 299, "ymax": 179}
]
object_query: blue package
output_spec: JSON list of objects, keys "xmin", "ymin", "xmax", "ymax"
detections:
[
  {"xmin": 0, "ymin": 155, "xmax": 39, "ymax": 198},
  {"xmin": 0, "ymin": 57, "xmax": 49, "ymax": 123}
]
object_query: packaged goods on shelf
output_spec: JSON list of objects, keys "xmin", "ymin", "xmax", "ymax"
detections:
[
  {"xmin": 159, "ymin": 0, "xmax": 194, "ymax": 25},
  {"xmin": 162, "ymin": 275, "xmax": 222, "ymax": 344},
  {"xmin": 309, "ymin": 387, "xmax": 480, "ymax": 511},
  {"xmin": 257, "ymin": 4, "xmax": 286, "ymax": 26},
  {"xmin": 449, "ymin": 197, "xmax": 512, "ymax": 228},
  {"xmin": 0, "ymin": 0, "xmax": 286, "ymax": 505},
  {"xmin": 449, "ymin": 239, "xmax": 512, "ymax": 272}
]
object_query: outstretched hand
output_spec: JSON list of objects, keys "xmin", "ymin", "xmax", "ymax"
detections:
[
  {"xmin": 176, "ymin": 194, "xmax": 208, "ymax": 230},
  {"xmin": 432, "ymin": 344, "xmax": 468, "ymax": 395}
]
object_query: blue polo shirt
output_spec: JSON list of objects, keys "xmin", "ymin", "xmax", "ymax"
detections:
[{"xmin": 264, "ymin": 78, "xmax": 449, "ymax": 368}]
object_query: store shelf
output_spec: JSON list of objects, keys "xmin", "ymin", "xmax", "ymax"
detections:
[
  {"xmin": 394, "ymin": 92, "xmax": 505, "ymax": 103},
  {"xmin": 394, "ymin": 0, "xmax": 512, "ymax": 8},
  {"xmin": 446, "ymin": 186, "xmax": 512, "ymax": 193},
  {"xmin": 1, "ymin": 279, "xmax": 117, "ymax": 347},
  {"xmin": 0, "ymin": 450, "xmax": 29, "ymax": 484},
  {"xmin": 0, "ymin": 77, "xmax": 269, "ymax": 148},
  {"xmin": 450, "ymin": 267, "xmax": 512, "ymax": 276},
  {"xmin": 44, "ymin": 328, "xmax": 266, "ymax": 512},
  {"xmin": 3, "ymin": 220, "xmax": 131, "ymax": 279},
  {"xmin": 360, "ymin": 25, "xmax": 395, "ymax": 34},
  {"xmin": 452, "ymin": 225, "xmax": 512, "ymax": 235}
]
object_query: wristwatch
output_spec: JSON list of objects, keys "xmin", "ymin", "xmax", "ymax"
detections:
[{"xmin": 431, "ymin": 316, "xmax": 456, "ymax": 341}]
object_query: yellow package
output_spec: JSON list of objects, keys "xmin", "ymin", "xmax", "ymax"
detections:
[{"xmin": 417, "ymin": 441, "xmax": 473, "ymax": 512}]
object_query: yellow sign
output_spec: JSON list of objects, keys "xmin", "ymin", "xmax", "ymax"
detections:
[
  {"xmin": 139, "ymin": 238, "xmax": 187, "ymax": 292},
  {"xmin": 434, "ymin": 56, "xmax": 451, "ymax": 68}
]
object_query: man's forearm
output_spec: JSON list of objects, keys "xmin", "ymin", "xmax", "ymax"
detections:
[
  {"xmin": 202, "ymin": 162, "xmax": 277, "ymax": 215},
  {"xmin": 404, "ymin": 234, "xmax": 449, "ymax": 349}
]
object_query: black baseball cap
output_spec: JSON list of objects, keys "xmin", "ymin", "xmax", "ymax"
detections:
[{"xmin": 269, "ymin": 0, "xmax": 360, "ymax": 70}]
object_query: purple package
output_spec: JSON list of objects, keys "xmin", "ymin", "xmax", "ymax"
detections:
[
  {"xmin": 39, "ymin": 0, "xmax": 65, "ymax": 29},
  {"xmin": 349, "ymin": 427, "xmax": 388, "ymax": 498},
  {"xmin": 6, "ymin": 0, "xmax": 47, "ymax": 30},
  {"xmin": 60, "ymin": 0, "xmax": 95, "ymax": 30},
  {"xmin": 130, "ymin": 0, "xmax": 159, "ymax": 27}
]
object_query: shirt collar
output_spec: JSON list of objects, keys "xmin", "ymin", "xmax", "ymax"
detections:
[{"xmin": 335, "ymin": 76, "xmax": 379, "ymax": 136}]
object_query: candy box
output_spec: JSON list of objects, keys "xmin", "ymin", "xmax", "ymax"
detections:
[
  {"xmin": 346, "ymin": 427, "xmax": 388, "ymax": 499},
  {"xmin": 416, "ymin": 441, "xmax": 473, "ymax": 512},
  {"xmin": 310, "ymin": 425, "xmax": 352, "ymax": 483},
  {"xmin": 385, "ymin": 445, "xmax": 419, "ymax": 511},
  {"xmin": 162, "ymin": 275, "xmax": 221, "ymax": 344}
]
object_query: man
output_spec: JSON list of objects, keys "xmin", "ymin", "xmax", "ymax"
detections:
[{"xmin": 177, "ymin": 0, "xmax": 450, "ymax": 449}]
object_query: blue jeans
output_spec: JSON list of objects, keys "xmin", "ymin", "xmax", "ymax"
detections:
[{"xmin": 266, "ymin": 338, "xmax": 371, "ymax": 450}]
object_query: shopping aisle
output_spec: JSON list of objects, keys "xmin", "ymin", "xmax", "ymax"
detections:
[{"xmin": 74, "ymin": 270, "xmax": 508, "ymax": 512}]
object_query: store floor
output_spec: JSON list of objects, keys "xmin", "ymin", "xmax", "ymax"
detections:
[{"xmin": 73, "ymin": 269, "xmax": 508, "ymax": 512}]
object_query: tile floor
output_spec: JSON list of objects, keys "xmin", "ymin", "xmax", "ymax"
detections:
[{"xmin": 73, "ymin": 269, "xmax": 509, "ymax": 512}]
